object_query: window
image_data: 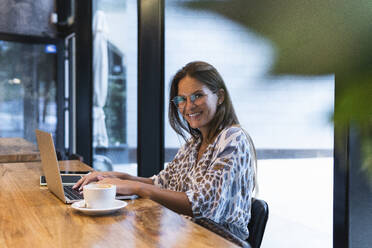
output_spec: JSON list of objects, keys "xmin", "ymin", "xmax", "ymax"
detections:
[
  {"xmin": 92, "ymin": 0, "xmax": 138, "ymax": 175},
  {"xmin": 164, "ymin": 1, "xmax": 334, "ymax": 247},
  {"xmin": 0, "ymin": 40, "xmax": 57, "ymax": 142}
]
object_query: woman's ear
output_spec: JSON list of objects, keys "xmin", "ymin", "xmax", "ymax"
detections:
[{"xmin": 217, "ymin": 89, "xmax": 225, "ymax": 105}]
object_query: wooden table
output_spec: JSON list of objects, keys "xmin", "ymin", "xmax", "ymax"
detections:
[
  {"xmin": 0, "ymin": 161, "xmax": 238, "ymax": 248},
  {"xmin": 0, "ymin": 137, "xmax": 40, "ymax": 163}
]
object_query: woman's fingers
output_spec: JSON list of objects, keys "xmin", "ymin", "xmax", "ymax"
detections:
[
  {"xmin": 73, "ymin": 171, "xmax": 119, "ymax": 190},
  {"xmin": 78, "ymin": 176, "xmax": 93, "ymax": 190},
  {"xmin": 72, "ymin": 176, "xmax": 85, "ymax": 189},
  {"xmin": 73, "ymin": 172, "xmax": 98, "ymax": 190}
]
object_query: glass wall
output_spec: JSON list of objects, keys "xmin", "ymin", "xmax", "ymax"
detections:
[
  {"xmin": 92, "ymin": 0, "xmax": 138, "ymax": 175},
  {"xmin": 0, "ymin": 40, "xmax": 57, "ymax": 142},
  {"xmin": 164, "ymin": 1, "xmax": 334, "ymax": 247}
]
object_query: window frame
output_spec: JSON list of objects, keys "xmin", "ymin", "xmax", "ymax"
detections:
[{"xmin": 75, "ymin": 0, "xmax": 165, "ymax": 175}]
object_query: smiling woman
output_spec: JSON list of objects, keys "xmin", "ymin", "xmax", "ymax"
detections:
[{"xmin": 74, "ymin": 61, "xmax": 258, "ymax": 242}]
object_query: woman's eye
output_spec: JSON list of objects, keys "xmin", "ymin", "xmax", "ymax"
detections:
[{"xmin": 194, "ymin": 93, "xmax": 203, "ymax": 99}]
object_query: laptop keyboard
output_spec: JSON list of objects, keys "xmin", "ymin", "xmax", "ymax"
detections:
[{"xmin": 64, "ymin": 185, "xmax": 83, "ymax": 200}]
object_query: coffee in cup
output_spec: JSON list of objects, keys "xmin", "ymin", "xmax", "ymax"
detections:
[{"xmin": 83, "ymin": 183, "xmax": 116, "ymax": 209}]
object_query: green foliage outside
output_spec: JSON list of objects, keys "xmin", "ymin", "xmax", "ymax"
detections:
[
  {"xmin": 104, "ymin": 77, "xmax": 127, "ymax": 146},
  {"xmin": 185, "ymin": 0, "xmax": 372, "ymax": 181}
]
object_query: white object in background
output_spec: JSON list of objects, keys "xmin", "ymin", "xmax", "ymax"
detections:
[
  {"xmin": 50, "ymin": 13, "xmax": 58, "ymax": 24},
  {"xmin": 93, "ymin": 10, "xmax": 109, "ymax": 148}
]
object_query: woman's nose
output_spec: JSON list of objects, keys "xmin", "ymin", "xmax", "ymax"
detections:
[{"xmin": 184, "ymin": 97, "xmax": 196, "ymax": 110}]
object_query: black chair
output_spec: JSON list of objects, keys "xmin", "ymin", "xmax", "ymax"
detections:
[
  {"xmin": 193, "ymin": 218, "xmax": 251, "ymax": 248},
  {"xmin": 247, "ymin": 198, "xmax": 269, "ymax": 248},
  {"xmin": 194, "ymin": 197, "xmax": 269, "ymax": 248}
]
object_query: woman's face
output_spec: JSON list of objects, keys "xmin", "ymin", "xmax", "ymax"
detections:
[{"xmin": 177, "ymin": 75, "xmax": 220, "ymax": 136}]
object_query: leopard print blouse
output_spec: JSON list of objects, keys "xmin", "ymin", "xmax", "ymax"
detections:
[{"xmin": 152, "ymin": 126, "xmax": 255, "ymax": 240}]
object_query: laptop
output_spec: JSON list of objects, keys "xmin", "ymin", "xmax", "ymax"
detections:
[
  {"xmin": 36, "ymin": 129, "xmax": 85, "ymax": 203},
  {"xmin": 35, "ymin": 129, "xmax": 137, "ymax": 204}
]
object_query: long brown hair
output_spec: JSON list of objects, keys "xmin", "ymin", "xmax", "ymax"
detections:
[{"xmin": 169, "ymin": 61, "xmax": 239, "ymax": 142}]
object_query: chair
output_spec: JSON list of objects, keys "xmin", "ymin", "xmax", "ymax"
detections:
[
  {"xmin": 247, "ymin": 198, "xmax": 269, "ymax": 248},
  {"xmin": 193, "ymin": 197, "xmax": 269, "ymax": 248},
  {"xmin": 193, "ymin": 218, "xmax": 251, "ymax": 248}
]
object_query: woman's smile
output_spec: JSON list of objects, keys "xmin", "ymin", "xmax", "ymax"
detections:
[
  {"xmin": 186, "ymin": 111, "xmax": 202, "ymax": 118},
  {"xmin": 185, "ymin": 111, "xmax": 203, "ymax": 126}
]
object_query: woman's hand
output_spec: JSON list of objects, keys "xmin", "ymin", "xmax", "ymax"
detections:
[
  {"xmin": 72, "ymin": 171, "xmax": 118, "ymax": 191},
  {"xmin": 95, "ymin": 177, "xmax": 192, "ymax": 216},
  {"xmin": 96, "ymin": 178, "xmax": 141, "ymax": 196}
]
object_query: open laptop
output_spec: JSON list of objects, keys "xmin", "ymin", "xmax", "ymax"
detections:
[
  {"xmin": 36, "ymin": 129, "xmax": 85, "ymax": 203},
  {"xmin": 35, "ymin": 130, "xmax": 137, "ymax": 204}
]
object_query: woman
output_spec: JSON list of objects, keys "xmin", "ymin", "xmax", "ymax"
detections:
[{"xmin": 73, "ymin": 61, "xmax": 257, "ymax": 240}]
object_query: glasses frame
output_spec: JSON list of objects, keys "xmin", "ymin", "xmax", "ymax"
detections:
[{"xmin": 172, "ymin": 92, "xmax": 207, "ymax": 108}]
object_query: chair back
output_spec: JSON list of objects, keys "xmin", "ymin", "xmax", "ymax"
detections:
[{"xmin": 247, "ymin": 198, "xmax": 269, "ymax": 248}]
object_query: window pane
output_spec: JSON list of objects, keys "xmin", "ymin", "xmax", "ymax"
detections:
[
  {"xmin": 0, "ymin": 40, "xmax": 57, "ymax": 142},
  {"xmin": 165, "ymin": 1, "xmax": 334, "ymax": 247},
  {"xmin": 92, "ymin": 1, "xmax": 138, "ymax": 175}
]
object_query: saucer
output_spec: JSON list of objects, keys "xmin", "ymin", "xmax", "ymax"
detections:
[{"xmin": 71, "ymin": 200, "xmax": 127, "ymax": 216}]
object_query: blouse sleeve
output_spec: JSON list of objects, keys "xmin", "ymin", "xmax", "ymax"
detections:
[
  {"xmin": 185, "ymin": 128, "xmax": 254, "ymax": 223},
  {"xmin": 151, "ymin": 141, "xmax": 189, "ymax": 188}
]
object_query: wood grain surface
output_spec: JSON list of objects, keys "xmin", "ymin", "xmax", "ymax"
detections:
[
  {"xmin": 0, "ymin": 138, "xmax": 40, "ymax": 163},
  {"xmin": 0, "ymin": 161, "xmax": 238, "ymax": 248}
]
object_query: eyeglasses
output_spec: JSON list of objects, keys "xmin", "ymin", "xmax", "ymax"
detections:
[{"xmin": 172, "ymin": 92, "xmax": 206, "ymax": 108}]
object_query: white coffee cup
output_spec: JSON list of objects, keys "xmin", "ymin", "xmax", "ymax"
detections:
[{"xmin": 83, "ymin": 183, "xmax": 116, "ymax": 209}]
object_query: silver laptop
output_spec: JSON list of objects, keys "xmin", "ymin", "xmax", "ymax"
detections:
[
  {"xmin": 35, "ymin": 129, "xmax": 137, "ymax": 204},
  {"xmin": 36, "ymin": 129, "xmax": 85, "ymax": 203}
]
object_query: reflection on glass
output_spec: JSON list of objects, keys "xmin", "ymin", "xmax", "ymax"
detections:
[
  {"xmin": 0, "ymin": 40, "xmax": 57, "ymax": 142},
  {"xmin": 92, "ymin": 0, "xmax": 138, "ymax": 175},
  {"xmin": 165, "ymin": 1, "xmax": 334, "ymax": 247}
]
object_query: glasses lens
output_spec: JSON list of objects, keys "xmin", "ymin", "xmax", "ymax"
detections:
[
  {"xmin": 190, "ymin": 94, "xmax": 199, "ymax": 102},
  {"xmin": 173, "ymin": 96, "xmax": 185, "ymax": 107}
]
